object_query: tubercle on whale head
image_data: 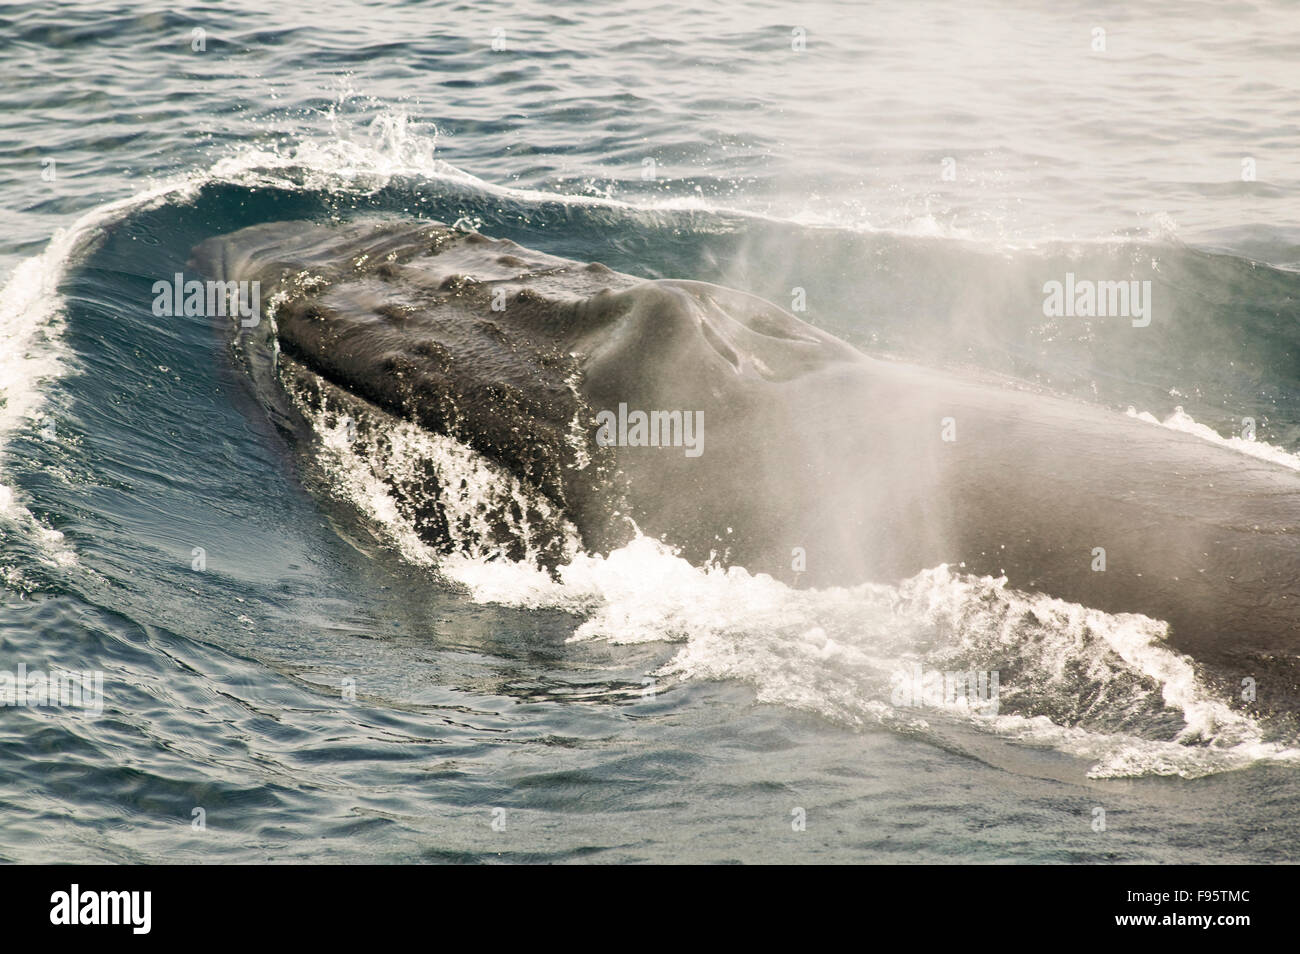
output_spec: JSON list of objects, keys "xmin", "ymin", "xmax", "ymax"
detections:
[{"xmin": 562, "ymin": 279, "xmax": 870, "ymax": 457}]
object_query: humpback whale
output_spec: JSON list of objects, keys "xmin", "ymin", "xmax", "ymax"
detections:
[{"xmin": 191, "ymin": 219, "xmax": 1300, "ymax": 707}]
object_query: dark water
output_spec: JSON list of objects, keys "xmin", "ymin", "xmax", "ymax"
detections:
[{"xmin": 2, "ymin": 0, "xmax": 1299, "ymax": 863}]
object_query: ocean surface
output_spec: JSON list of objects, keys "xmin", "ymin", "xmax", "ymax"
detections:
[{"xmin": 2, "ymin": 0, "xmax": 1300, "ymax": 863}]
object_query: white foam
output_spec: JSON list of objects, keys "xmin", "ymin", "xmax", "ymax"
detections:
[
  {"xmin": 1127, "ymin": 404, "xmax": 1300, "ymax": 471},
  {"xmin": 284, "ymin": 364, "xmax": 582, "ymax": 570},
  {"xmin": 201, "ymin": 105, "xmax": 1021, "ymax": 244},
  {"xmin": 439, "ymin": 534, "xmax": 1299, "ymax": 779}
]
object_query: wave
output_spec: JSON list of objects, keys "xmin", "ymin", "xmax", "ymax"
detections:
[
  {"xmin": 1129, "ymin": 405, "xmax": 1300, "ymax": 472},
  {"xmin": 5, "ymin": 107, "xmax": 1300, "ymax": 779},
  {"xmin": 201, "ymin": 105, "xmax": 1234, "ymax": 250},
  {"xmin": 438, "ymin": 538, "xmax": 1298, "ymax": 780},
  {"xmin": 0, "ymin": 186, "xmax": 200, "ymax": 582}
]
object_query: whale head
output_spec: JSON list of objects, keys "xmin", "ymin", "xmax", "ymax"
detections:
[{"xmin": 190, "ymin": 219, "xmax": 869, "ymax": 570}]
